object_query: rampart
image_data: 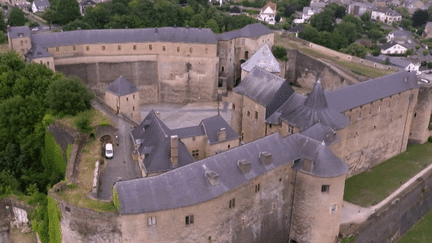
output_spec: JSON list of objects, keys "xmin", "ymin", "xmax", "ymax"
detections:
[{"xmin": 340, "ymin": 166, "xmax": 432, "ymax": 242}]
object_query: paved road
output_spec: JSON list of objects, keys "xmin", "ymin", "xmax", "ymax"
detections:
[{"xmin": 92, "ymin": 101, "xmax": 142, "ymax": 200}]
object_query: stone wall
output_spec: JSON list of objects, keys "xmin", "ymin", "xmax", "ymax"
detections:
[
  {"xmin": 0, "ymin": 198, "xmax": 34, "ymax": 243},
  {"xmin": 119, "ymin": 162, "xmax": 295, "ymax": 243},
  {"xmin": 330, "ymin": 89, "xmax": 418, "ymax": 176},
  {"xmin": 409, "ymin": 85, "xmax": 432, "ymax": 144},
  {"xmin": 340, "ymin": 167, "xmax": 432, "ymax": 243}
]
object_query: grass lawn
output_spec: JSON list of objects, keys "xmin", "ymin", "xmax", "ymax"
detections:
[
  {"xmin": 332, "ymin": 60, "xmax": 395, "ymax": 78},
  {"xmin": 344, "ymin": 142, "xmax": 432, "ymax": 207},
  {"xmin": 397, "ymin": 208, "xmax": 432, "ymax": 243}
]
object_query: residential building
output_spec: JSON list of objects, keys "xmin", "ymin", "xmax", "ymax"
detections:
[
  {"xmin": 381, "ymin": 41, "xmax": 408, "ymax": 54},
  {"xmin": 257, "ymin": 1, "xmax": 277, "ymax": 25},
  {"xmin": 32, "ymin": 0, "xmax": 50, "ymax": 13},
  {"xmin": 105, "ymin": 76, "xmax": 140, "ymax": 122}
]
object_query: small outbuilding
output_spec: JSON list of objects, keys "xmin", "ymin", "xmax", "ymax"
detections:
[{"xmin": 105, "ymin": 76, "xmax": 140, "ymax": 122}]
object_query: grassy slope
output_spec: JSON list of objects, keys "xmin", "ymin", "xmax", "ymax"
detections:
[
  {"xmin": 397, "ymin": 208, "xmax": 432, "ymax": 243},
  {"xmin": 344, "ymin": 142, "xmax": 432, "ymax": 207}
]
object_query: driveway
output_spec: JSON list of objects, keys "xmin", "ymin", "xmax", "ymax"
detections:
[{"xmin": 92, "ymin": 101, "xmax": 141, "ymax": 200}]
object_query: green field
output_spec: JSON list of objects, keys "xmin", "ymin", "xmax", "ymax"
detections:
[
  {"xmin": 344, "ymin": 142, "xmax": 432, "ymax": 207},
  {"xmin": 397, "ymin": 208, "xmax": 432, "ymax": 242}
]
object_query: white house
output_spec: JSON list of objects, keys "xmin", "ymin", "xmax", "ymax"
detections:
[
  {"xmin": 32, "ymin": 0, "xmax": 50, "ymax": 13},
  {"xmin": 294, "ymin": 6, "xmax": 323, "ymax": 24},
  {"xmin": 381, "ymin": 41, "xmax": 408, "ymax": 54},
  {"xmin": 371, "ymin": 7, "xmax": 401, "ymax": 24},
  {"xmin": 258, "ymin": 1, "xmax": 277, "ymax": 25}
]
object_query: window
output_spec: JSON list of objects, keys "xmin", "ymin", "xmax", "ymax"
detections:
[
  {"xmin": 118, "ymin": 45, "xmax": 121, "ymax": 51},
  {"xmin": 133, "ymin": 106, "xmax": 135, "ymax": 111},
  {"xmin": 232, "ymin": 103, "xmax": 235, "ymax": 110},
  {"xmin": 73, "ymin": 46, "xmax": 76, "ymax": 51},
  {"xmin": 185, "ymin": 215, "xmax": 194, "ymax": 225},
  {"xmin": 148, "ymin": 216, "xmax": 156, "ymax": 226},
  {"xmin": 20, "ymin": 40, "xmax": 23, "ymax": 46},
  {"xmin": 149, "ymin": 44, "xmax": 152, "ymax": 50},
  {"xmin": 255, "ymin": 111, "xmax": 258, "ymax": 120},
  {"xmin": 245, "ymin": 51, "xmax": 249, "ymax": 59},
  {"xmin": 255, "ymin": 184, "xmax": 260, "ymax": 193},
  {"xmin": 414, "ymin": 113, "xmax": 417, "ymax": 118},
  {"xmin": 133, "ymin": 45, "xmax": 137, "ymax": 50},
  {"xmin": 288, "ymin": 126, "xmax": 293, "ymax": 134},
  {"xmin": 358, "ymin": 111, "xmax": 361, "ymax": 119},
  {"xmin": 321, "ymin": 185, "xmax": 329, "ymax": 193},
  {"xmin": 205, "ymin": 48, "xmax": 208, "ymax": 54},
  {"xmin": 56, "ymin": 47, "xmax": 59, "ymax": 51},
  {"xmin": 228, "ymin": 145, "xmax": 230, "ymax": 149},
  {"xmin": 40, "ymin": 60, "xmax": 42, "ymax": 64},
  {"xmin": 221, "ymin": 66, "xmax": 224, "ymax": 72},
  {"xmin": 86, "ymin": 46, "xmax": 89, "ymax": 51},
  {"xmin": 192, "ymin": 150, "xmax": 199, "ymax": 157},
  {"xmin": 269, "ymin": 124, "xmax": 272, "ymax": 128},
  {"xmin": 162, "ymin": 46, "xmax": 166, "ymax": 51},
  {"xmin": 126, "ymin": 97, "xmax": 128, "ymax": 101},
  {"xmin": 189, "ymin": 47, "xmax": 193, "ymax": 53},
  {"xmin": 133, "ymin": 94, "xmax": 135, "ymax": 99},
  {"xmin": 192, "ymin": 136, "xmax": 196, "ymax": 141},
  {"xmin": 330, "ymin": 204, "xmax": 337, "ymax": 214},
  {"xmin": 229, "ymin": 198, "xmax": 235, "ymax": 208},
  {"xmin": 177, "ymin": 47, "xmax": 180, "ymax": 52},
  {"xmin": 102, "ymin": 46, "xmax": 105, "ymax": 50},
  {"xmin": 47, "ymin": 62, "xmax": 49, "ymax": 66},
  {"xmin": 247, "ymin": 111, "xmax": 250, "ymax": 117}
]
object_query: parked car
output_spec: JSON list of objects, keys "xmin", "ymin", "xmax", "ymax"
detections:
[{"xmin": 105, "ymin": 143, "xmax": 113, "ymax": 159}]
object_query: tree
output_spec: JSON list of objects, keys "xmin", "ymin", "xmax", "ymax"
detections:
[
  {"xmin": 272, "ymin": 46, "xmax": 287, "ymax": 61},
  {"xmin": 368, "ymin": 29, "xmax": 383, "ymax": 41},
  {"xmin": 343, "ymin": 43, "xmax": 367, "ymax": 58},
  {"xmin": 7, "ymin": 7, "xmax": 26, "ymax": 26},
  {"xmin": 360, "ymin": 11, "xmax": 371, "ymax": 22},
  {"xmin": 275, "ymin": 14, "xmax": 281, "ymax": 23},
  {"xmin": 298, "ymin": 25, "xmax": 320, "ymax": 43},
  {"xmin": 45, "ymin": 77, "xmax": 94, "ymax": 116},
  {"xmin": 327, "ymin": 3, "xmax": 345, "ymax": 19},
  {"xmin": 310, "ymin": 8, "xmax": 335, "ymax": 32},
  {"xmin": 0, "ymin": 12, "xmax": 6, "ymax": 32},
  {"xmin": 412, "ymin": 9, "xmax": 429, "ymax": 27},
  {"xmin": 284, "ymin": 4, "xmax": 296, "ymax": 17},
  {"xmin": 42, "ymin": 9, "xmax": 54, "ymax": 29},
  {"xmin": 54, "ymin": 0, "xmax": 81, "ymax": 25}
]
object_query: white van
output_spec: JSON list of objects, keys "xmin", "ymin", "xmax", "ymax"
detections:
[{"xmin": 105, "ymin": 143, "xmax": 114, "ymax": 159}]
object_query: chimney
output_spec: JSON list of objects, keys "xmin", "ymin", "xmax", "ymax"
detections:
[
  {"xmin": 217, "ymin": 128, "xmax": 226, "ymax": 141},
  {"xmin": 302, "ymin": 158, "xmax": 314, "ymax": 173},
  {"xmin": 259, "ymin": 152, "xmax": 272, "ymax": 166},
  {"xmin": 205, "ymin": 171, "xmax": 219, "ymax": 186},
  {"xmin": 170, "ymin": 135, "xmax": 178, "ymax": 167},
  {"xmin": 237, "ymin": 159, "xmax": 251, "ymax": 174}
]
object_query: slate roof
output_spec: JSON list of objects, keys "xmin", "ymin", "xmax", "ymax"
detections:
[
  {"xmin": 267, "ymin": 81, "xmax": 349, "ymax": 131},
  {"xmin": 365, "ymin": 54, "xmax": 413, "ymax": 68},
  {"xmin": 171, "ymin": 125, "xmax": 205, "ymax": 139},
  {"xmin": 30, "ymin": 27, "xmax": 218, "ymax": 48},
  {"xmin": 288, "ymin": 25, "xmax": 305, "ymax": 33},
  {"xmin": 106, "ymin": 76, "xmax": 139, "ymax": 96},
  {"xmin": 26, "ymin": 43, "xmax": 52, "ymax": 61},
  {"xmin": 131, "ymin": 110, "xmax": 196, "ymax": 174},
  {"xmin": 299, "ymin": 123, "xmax": 339, "ymax": 146},
  {"xmin": 241, "ymin": 44, "xmax": 281, "ymax": 73},
  {"xmin": 234, "ymin": 66, "xmax": 294, "ymax": 118},
  {"xmin": 326, "ymin": 71, "xmax": 419, "ymax": 113},
  {"xmin": 381, "ymin": 41, "xmax": 406, "ymax": 50},
  {"xmin": 261, "ymin": 1, "xmax": 277, "ymax": 11},
  {"xmin": 387, "ymin": 9, "xmax": 401, "ymax": 16},
  {"xmin": 216, "ymin": 23, "xmax": 273, "ymax": 41},
  {"xmin": 80, "ymin": 0, "xmax": 96, "ymax": 6},
  {"xmin": 115, "ymin": 132, "xmax": 348, "ymax": 214},
  {"xmin": 200, "ymin": 116, "xmax": 240, "ymax": 144},
  {"xmin": 33, "ymin": 0, "xmax": 50, "ymax": 8},
  {"xmin": 8, "ymin": 26, "xmax": 31, "ymax": 38}
]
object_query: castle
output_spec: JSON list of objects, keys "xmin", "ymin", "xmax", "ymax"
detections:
[{"xmin": 7, "ymin": 24, "xmax": 432, "ymax": 242}]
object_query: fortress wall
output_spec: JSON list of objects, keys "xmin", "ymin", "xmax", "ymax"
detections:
[
  {"xmin": 409, "ymin": 85, "xmax": 432, "ymax": 144},
  {"xmin": 341, "ymin": 167, "xmax": 432, "ymax": 243},
  {"xmin": 330, "ymin": 89, "xmax": 418, "ymax": 176},
  {"xmin": 239, "ymin": 96, "xmax": 267, "ymax": 143},
  {"xmin": 119, "ymin": 163, "xmax": 295, "ymax": 243}
]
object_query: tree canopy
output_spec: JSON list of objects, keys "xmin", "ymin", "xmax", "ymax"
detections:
[
  {"xmin": 412, "ymin": 9, "xmax": 429, "ymax": 27},
  {"xmin": 8, "ymin": 7, "xmax": 26, "ymax": 26},
  {"xmin": 53, "ymin": 0, "xmax": 81, "ymax": 25}
]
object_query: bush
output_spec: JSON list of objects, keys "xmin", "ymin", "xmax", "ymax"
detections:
[
  {"xmin": 423, "ymin": 50, "xmax": 429, "ymax": 56},
  {"xmin": 230, "ymin": 6, "xmax": 241, "ymax": 13},
  {"xmin": 272, "ymin": 46, "xmax": 288, "ymax": 61},
  {"xmin": 428, "ymin": 136, "xmax": 432, "ymax": 143},
  {"xmin": 75, "ymin": 112, "xmax": 92, "ymax": 133},
  {"xmin": 29, "ymin": 21, "xmax": 39, "ymax": 28}
]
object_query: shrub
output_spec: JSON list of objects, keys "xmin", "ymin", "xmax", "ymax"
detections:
[
  {"xmin": 75, "ymin": 112, "xmax": 92, "ymax": 133},
  {"xmin": 428, "ymin": 136, "xmax": 432, "ymax": 143},
  {"xmin": 29, "ymin": 21, "xmax": 39, "ymax": 28},
  {"xmin": 423, "ymin": 50, "xmax": 429, "ymax": 56},
  {"xmin": 272, "ymin": 46, "xmax": 288, "ymax": 61},
  {"xmin": 230, "ymin": 6, "xmax": 241, "ymax": 13}
]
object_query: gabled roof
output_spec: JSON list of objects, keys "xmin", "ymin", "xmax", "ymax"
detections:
[
  {"xmin": 106, "ymin": 76, "xmax": 139, "ymax": 96},
  {"xmin": 241, "ymin": 44, "xmax": 281, "ymax": 73},
  {"xmin": 326, "ymin": 71, "xmax": 418, "ymax": 113},
  {"xmin": 216, "ymin": 23, "xmax": 273, "ymax": 41},
  {"xmin": 26, "ymin": 43, "xmax": 52, "ymax": 61},
  {"xmin": 33, "ymin": 0, "xmax": 50, "ymax": 8},
  {"xmin": 115, "ymin": 131, "xmax": 348, "ymax": 214},
  {"xmin": 200, "ymin": 116, "xmax": 240, "ymax": 144},
  {"xmin": 288, "ymin": 25, "xmax": 305, "ymax": 33},
  {"xmin": 261, "ymin": 1, "xmax": 277, "ymax": 12},
  {"xmin": 373, "ymin": 6, "xmax": 390, "ymax": 13},
  {"xmin": 80, "ymin": 0, "xmax": 96, "ymax": 6},
  {"xmin": 8, "ymin": 26, "xmax": 30, "ymax": 38},
  {"xmin": 381, "ymin": 41, "xmax": 406, "ymax": 50},
  {"xmin": 234, "ymin": 66, "xmax": 294, "ymax": 118},
  {"xmin": 268, "ymin": 80, "xmax": 350, "ymax": 131},
  {"xmin": 387, "ymin": 9, "xmax": 401, "ymax": 16},
  {"xmin": 31, "ymin": 27, "xmax": 218, "ymax": 48},
  {"xmin": 300, "ymin": 123, "xmax": 339, "ymax": 146},
  {"xmin": 131, "ymin": 110, "xmax": 195, "ymax": 174}
]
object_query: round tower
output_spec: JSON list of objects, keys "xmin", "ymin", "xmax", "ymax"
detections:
[
  {"xmin": 289, "ymin": 140, "xmax": 348, "ymax": 243},
  {"xmin": 409, "ymin": 83, "xmax": 432, "ymax": 144}
]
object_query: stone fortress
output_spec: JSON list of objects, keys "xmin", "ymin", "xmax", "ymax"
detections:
[{"xmin": 6, "ymin": 23, "xmax": 432, "ymax": 242}]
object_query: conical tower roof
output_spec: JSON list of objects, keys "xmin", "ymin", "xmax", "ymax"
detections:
[
  {"xmin": 106, "ymin": 75, "xmax": 139, "ymax": 96},
  {"xmin": 304, "ymin": 80, "xmax": 328, "ymax": 109}
]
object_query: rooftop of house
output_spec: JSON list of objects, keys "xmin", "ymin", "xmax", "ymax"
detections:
[
  {"xmin": 387, "ymin": 9, "xmax": 401, "ymax": 16},
  {"xmin": 373, "ymin": 6, "xmax": 390, "ymax": 13},
  {"xmin": 115, "ymin": 131, "xmax": 348, "ymax": 214},
  {"xmin": 266, "ymin": 80, "xmax": 350, "ymax": 131},
  {"xmin": 261, "ymin": 1, "xmax": 277, "ymax": 12},
  {"xmin": 131, "ymin": 111, "xmax": 240, "ymax": 173},
  {"xmin": 30, "ymin": 26, "xmax": 218, "ymax": 48},
  {"xmin": 381, "ymin": 41, "xmax": 406, "ymax": 50},
  {"xmin": 33, "ymin": 0, "xmax": 50, "ymax": 7},
  {"xmin": 365, "ymin": 54, "xmax": 415, "ymax": 69},
  {"xmin": 80, "ymin": 0, "xmax": 97, "ymax": 6},
  {"xmin": 8, "ymin": 26, "xmax": 31, "ymax": 38},
  {"xmin": 288, "ymin": 25, "xmax": 305, "ymax": 33},
  {"xmin": 326, "ymin": 71, "xmax": 418, "ymax": 113},
  {"xmin": 26, "ymin": 43, "xmax": 52, "ymax": 61},
  {"xmin": 240, "ymin": 44, "xmax": 281, "ymax": 73},
  {"xmin": 216, "ymin": 23, "xmax": 273, "ymax": 41},
  {"xmin": 234, "ymin": 66, "xmax": 294, "ymax": 119},
  {"xmin": 106, "ymin": 76, "xmax": 139, "ymax": 96},
  {"xmin": 299, "ymin": 123, "xmax": 339, "ymax": 146}
]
